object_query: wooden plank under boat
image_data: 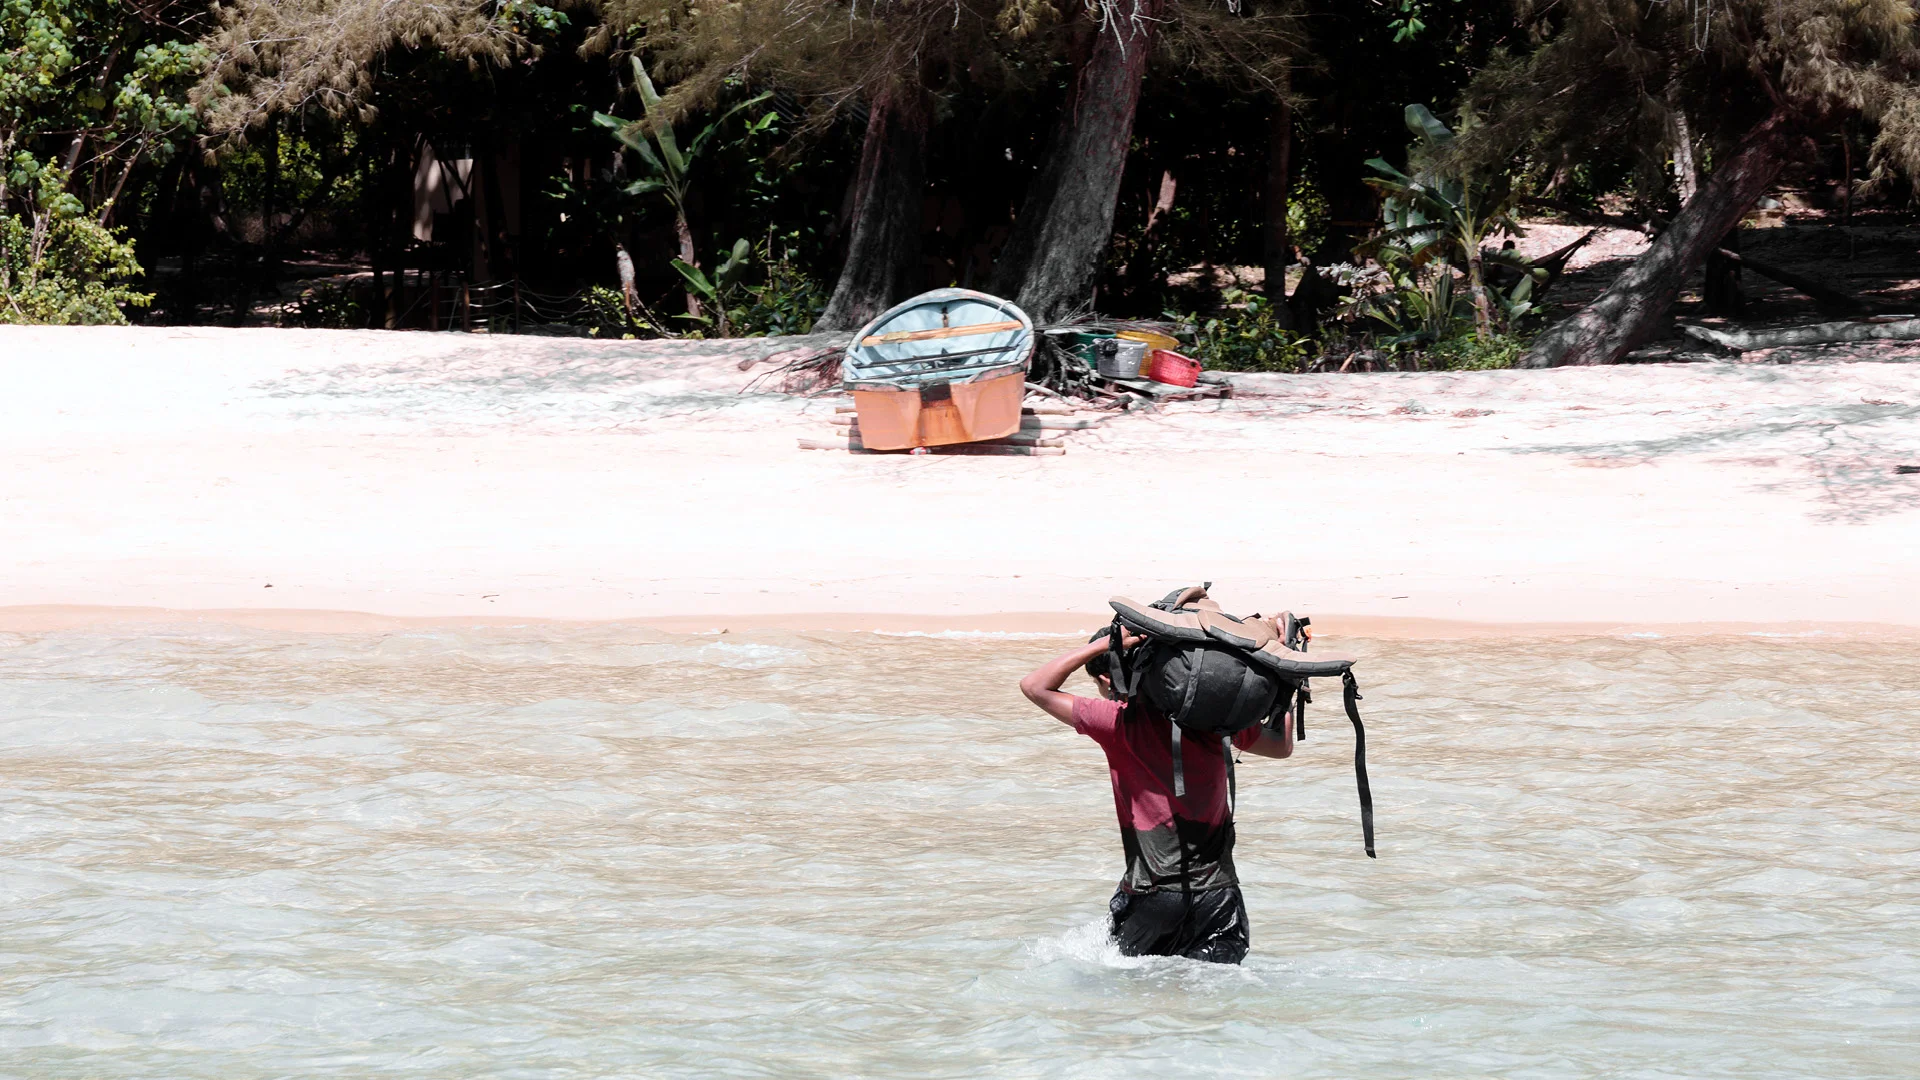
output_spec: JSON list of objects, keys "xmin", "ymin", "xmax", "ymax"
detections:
[{"xmin": 841, "ymin": 288, "xmax": 1035, "ymax": 450}]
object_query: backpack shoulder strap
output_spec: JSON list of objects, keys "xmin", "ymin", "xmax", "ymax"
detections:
[{"xmin": 1104, "ymin": 617, "xmax": 1143, "ymax": 700}]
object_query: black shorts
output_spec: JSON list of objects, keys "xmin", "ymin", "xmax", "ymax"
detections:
[{"xmin": 1108, "ymin": 885, "xmax": 1250, "ymax": 964}]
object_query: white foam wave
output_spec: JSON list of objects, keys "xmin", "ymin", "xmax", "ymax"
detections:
[
  {"xmin": 1025, "ymin": 917, "xmax": 1146, "ymax": 969},
  {"xmin": 866, "ymin": 629, "xmax": 1083, "ymax": 640}
]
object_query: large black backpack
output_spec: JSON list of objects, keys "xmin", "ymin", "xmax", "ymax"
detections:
[{"xmin": 1103, "ymin": 583, "xmax": 1375, "ymax": 857}]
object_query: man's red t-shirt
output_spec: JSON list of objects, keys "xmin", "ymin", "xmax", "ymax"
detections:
[{"xmin": 1072, "ymin": 696, "xmax": 1262, "ymax": 894}]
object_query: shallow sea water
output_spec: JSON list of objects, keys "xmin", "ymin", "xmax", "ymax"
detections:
[{"xmin": 1, "ymin": 626, "xmax": 1915, "ymax": 1078}]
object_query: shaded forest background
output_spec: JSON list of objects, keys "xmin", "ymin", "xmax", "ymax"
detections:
[{"xmin": 4, "ymin": 0, "xmax": 1917, "ymax": 368}]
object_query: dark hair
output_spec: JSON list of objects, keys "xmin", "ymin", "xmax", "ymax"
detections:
[{"xmin": 1084, "ymin": 630, "xmax": 1113, "ymax": 679}]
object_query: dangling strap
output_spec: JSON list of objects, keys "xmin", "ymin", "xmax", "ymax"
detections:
[
  {"xmin": 1293, "ymin": 620, "xmax": 1311, "ymax": 742},
  {"xmin": 1224, "ymin": 733, "xmax": 1236, "ymax": 815},
  {"xmin": 1170, "ymin": 722, "xmax": 1185, "ymax": 797},
  {"xmin": 1343, "ymin": 671, "xmax": 1376, "ymax": 858}
]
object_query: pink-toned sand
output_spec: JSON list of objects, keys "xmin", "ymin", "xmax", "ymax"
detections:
[{"xmin": 3, "ymin": 325, "xmax": 1917, "ymax": 635}]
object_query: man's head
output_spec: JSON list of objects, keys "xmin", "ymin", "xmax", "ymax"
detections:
[{"xmin": 1085, "ymin": 632, "xmax": 1116, "ymax": 699}]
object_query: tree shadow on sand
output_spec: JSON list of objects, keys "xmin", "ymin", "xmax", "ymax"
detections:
[
  {"xmin": 1520, "ymin": 400, "xmax": 1920, "ymax": 524},
  {"xmin": 246, "ymin": 334, "xmax": 831, "ymax": 428}
]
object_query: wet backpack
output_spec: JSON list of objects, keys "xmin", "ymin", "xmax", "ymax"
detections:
[{"xmin": 1104, "ymin": 583, "xmax": 1376, "ymax": 857}]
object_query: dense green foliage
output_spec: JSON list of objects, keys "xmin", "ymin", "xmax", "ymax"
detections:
[
  {"xmin": 0, "ymin": 197, "xmax": 148, "ymax": 322},
  {"xmin": 0, "ymin": 0, "xmax": 1911, "ymax": 364},
  {"xmin": 1, "ymin": 0, "xmax": 203, "ymax": 321},
  {"xmin": 1174, "ymin": 288, "xmax": 1314, "ymax": 373}
]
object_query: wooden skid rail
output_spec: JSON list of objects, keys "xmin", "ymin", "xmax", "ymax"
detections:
[
  {"xmin": 829, "ymin": 415, "xmax": 1099, "ymax": 432},
  {"xmin": 829, "ymin": 426, "xmax": 1064, "ymax": 447},
  {"xmin": 797, "ymin": 438, "xmax": 1065, "ymax": 456},
  {"xmin": 833, "ymin": 403, "xmax": 1078, "ymax": 416}
]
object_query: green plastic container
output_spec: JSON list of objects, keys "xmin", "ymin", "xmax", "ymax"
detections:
[{"xmin": 1059, "ymin": 330, "xmax": 1115, "ymax": 370}]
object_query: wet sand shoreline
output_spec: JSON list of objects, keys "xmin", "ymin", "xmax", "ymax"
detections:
[{"xmin": 6, "ymin": 604, "xmax": 1918, "ymax": 643}]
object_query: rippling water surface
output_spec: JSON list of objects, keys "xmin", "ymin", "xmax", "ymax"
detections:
[{"xmin": 2, "ymin": 625, "xmax": 1915, "ymax": 1077}]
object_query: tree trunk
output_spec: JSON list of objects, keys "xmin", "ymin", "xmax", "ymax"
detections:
[
  {"xmin": 816, "ymin": 83, "xmax": 930, "ymax": 332},
  {"xmin": 1671, "ymin": 110, "xmax": 1699, "ymax": 205},
  {"xmin": 1680, "ymin": 316, "xmax": 1920, "ymax": 353},
  {"xmin": 1262, "ymin": 85, "xmax": 1297, "ymax": 330},
  {"xmin": 993, "ymin": 4, "xmax": 1163, "ymax": 322},
  {"xmin": 1522, "ymin": 113, "xmax": 1792, "ymax": 368},
  {"xmin": 673, "ymin": 211, "xmax": 705, "ymax": 323},
  {"xmin": 1468, "ymin": 250, "xmax": 1492, "ymax": 339},
  {"xmin": 615, "ymin": 242, "xmax": 639, "ymax": 319}
]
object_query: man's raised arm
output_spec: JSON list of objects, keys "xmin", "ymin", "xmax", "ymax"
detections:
[{"xmin": 1019, "ymin": 638, "xmax": 1113, "ymax": 726}]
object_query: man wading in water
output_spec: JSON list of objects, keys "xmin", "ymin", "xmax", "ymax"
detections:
[{"xmin": 1020, "ymin": 630, "xmax": 1295, "ymax": 964}]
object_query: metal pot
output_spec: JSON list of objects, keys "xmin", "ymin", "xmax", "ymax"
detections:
[{"xmin": 1098, "ymin": 339, "xmax": 1148, "ymax": 380}]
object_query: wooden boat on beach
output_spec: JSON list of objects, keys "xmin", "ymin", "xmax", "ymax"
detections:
[{"xmin": 842, "ymin": 288, "xmax": 1035, "ymax": 450}]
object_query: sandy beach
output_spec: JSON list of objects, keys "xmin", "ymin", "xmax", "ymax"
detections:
[{"xmin": 3, "ymin": 325, "xmax": 1916, "ymax": 634}]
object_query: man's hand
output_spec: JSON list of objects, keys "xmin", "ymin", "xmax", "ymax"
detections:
[{"xmin": 1019, "ymin": 636, "xmax": 1115, "ymax": 726}]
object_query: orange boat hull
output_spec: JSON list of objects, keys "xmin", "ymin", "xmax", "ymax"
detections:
[{"xmin": 849, "ymin": 368, "xmax": 1025, "ymax": 450}]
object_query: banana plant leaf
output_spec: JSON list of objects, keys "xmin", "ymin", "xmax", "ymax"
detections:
[
  {"xmin": 670, "ymin": 258, "xmax": 715, "ymax": 299},
  {"xmin": 630, "ymin": 57, "xmax": 686, "ymax": 178},
  {"xmin": 1404, "ymin": 103, "xmax": 1454, "ymax": 146},
  {"xmin": 1364, "ymin": 156, "xmax": 1416, "ymax": 185},
  {"xmin": 711, "ymin": 238, "xmax": 751, "ymax": 289},
  {"xmin": 594, "ymin": 110, "xmax": 672, "ymax": 187}
]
